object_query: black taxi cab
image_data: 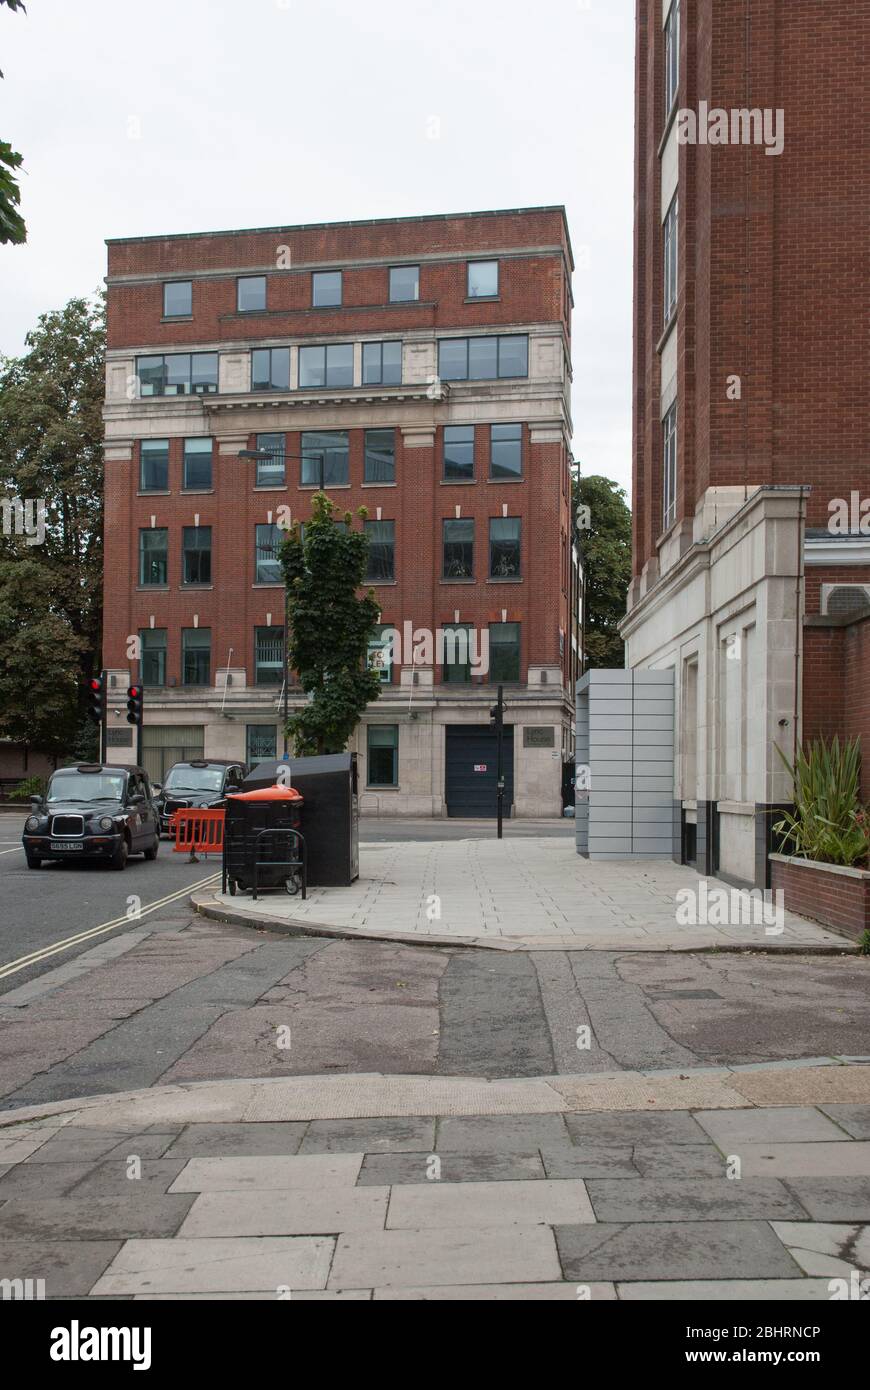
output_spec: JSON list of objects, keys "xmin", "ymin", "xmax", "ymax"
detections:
[
  {"xmin": 22, "ymin": 764, "xmax": 160, "ymax": 871},
  {"xmin": 154, "ymin": 759, "xmax": 246, "ymax": 836}
]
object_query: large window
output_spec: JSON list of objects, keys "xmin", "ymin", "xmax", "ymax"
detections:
[
  {"xmin": 362, "ymin": 340, "xmax": 402, "ymax": 386},
  {"xmin": 247, "ymin": 724, "xmax": 277, "ymax": 765},
  {"xmin": 663, "ymin": 402, "xmax": 678, "ymax": 531},
  {"xmin": 663, "ymin": 194, "xmax": 678, "ymax": 327},
  {"xmin": 368, "ymin": 625, "xmax": 395, "ymax": 684},
  {"xmin": 255, "ymin": 432, "xmax": 285, "ymax": 487},
  {"xmin": 139, "ymin": 528, "xmax": 168, "ymax": 586},
  {"xmin": 389, "ymin": 265, "xmax": 419, "ymax": 302},
  {"xmin": 489, "ymin": 518, "xmax": 521, "ymax": 579},
  {"xmin": 489, "ymin": 622, "xmax": 521, "ymax": 682},
  {"xmin": 137, "ymin": 353, "xmax": 218, "ymax": 396},
  {"xmin": 182, "ymin": 526, "xmax": 212, "ymax": 585},
  {"xmin": 255, "ymin": 523, "xmax": 283, "ymax": 584},
  {"xmin": 140, "ymin": 439, "xmax": 169, "ymax": 491},
  {"xmin": 255, "ymin": 626, "xmax": 284, "ymax": 685},
  {"xmin": 163, "ymin": 281, "xmax": 192, "ymax": 317},
  {"xmin": 367, "ymin": 725, "xmax": 398, "ymax": 786},
  {"xmin": 312, "ymin": 270, "xmax": 342, "ymax": 307},
  {"xmin": 467, "ymin": 260, "xmax": 499, "ymax": 298},
  {"xmin": 443, "ymin": 425, "xmax": 475, "ymax": 481},
  {"xmin": 664, "ymin": 0, "xmax": 680, "ymax": 117},
  {"xmin": 365, "ymin": 520, "xmax": 395, "ymax": 581},
  {"xmin": 442, "ymin": 623, "xmax": 473, "ymax": 684},
  {"xmin": 251, "ymin": 348, "xmax": 290, "ymax": 392},
  {"xmin": 298, "ymin": 343, "xmax": 353, "ymax": 389},
  {"xmin": 139, "ymin": 628, "xmax": 167, "ymax": 687},
  {"xmin": 183, "ymin": 438, "xmax": 212, "ymax": 490},
  {"xmin": 237, "ymin": 275, "xmax": 266, "ymax": 312},
  {"xmin": 182, "ymin": 628, "xmax": 211, "ymax": 686},
  {"xmin": 438, "ymin": 335, "xmax": 528, "ymax": 382},
  {"xmin": 300, "ymin": 430, "xmax": 349, "ymax": 487},
  {"xmin": 443, "ymin": 518, "xmax": 474, "ymax": 580},
  {"xmin": 490, "ymin": 424, "xmax": 523, "ymax": 479},
  {"xmin": 364, "ymin": 429, "xmax": 396, "ymax": 484}
]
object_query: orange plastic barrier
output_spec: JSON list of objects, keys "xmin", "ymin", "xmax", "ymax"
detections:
[{"xmin": 171, "ymin": 808, "xmax": 225, "ymax": 860}]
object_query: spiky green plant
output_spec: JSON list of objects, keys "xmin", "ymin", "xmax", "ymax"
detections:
[{"xmin": 774, "ymin": 737, "xmax": 870, "ymax": 868}]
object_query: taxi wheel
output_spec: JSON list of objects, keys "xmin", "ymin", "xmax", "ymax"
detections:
[
  {"xmin": 110, "ymin": 838, "xmax": 129, "ymax": 871},
  {"xmin": 25, "ymin": 854, "xmax": 42, "ymax": 870}
]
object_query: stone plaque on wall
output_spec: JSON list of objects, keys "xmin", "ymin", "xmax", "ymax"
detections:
[
  {"xmin": 523, "ymin": 726, "xmax": 555, "ymax": 749},
  {"xmin": 106, "ymin": 728, "xmax": 133, "ymax": 748}
]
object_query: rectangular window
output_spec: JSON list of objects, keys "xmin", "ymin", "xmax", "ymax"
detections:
[
  {"xmin": 490, "ymin": 423, "xmax": 522, "ymax": 479},
  {"xmin": 489, "ymin": 622, "xmax": 521, "ymax": 682},
  {"xmin": 362, "ymin": 340, "xmax": 402, "ymax": 385},
  {"xmin": 255, "ymin": 523, "xmax": 282, "ymax": 584},
  {"xmin": 182, "ymin": 628, "xmax": 211, "ymax": 686},
  {"xmin": 255, "ymin": 626, "xmax": 284, "ymax": 685},
  {"xmin": 139, "ymin": 529, "xmax": 168, "ymax": 586},
  {"xmin": 367, "ymin": 724, "xmax": 398, "ymax": 786},
  {"xmin": 443, "ymin": 518, "xmax": 474, "ymax": 580},
  {"xmin": 300, "ymin": 430, "xmax": 349, "ymax": 487},
  {"xmin": 298, "ymin": 343, "xmax": 354, "ymax": 389},
  {"xmin": 664, "ymin": 0, "xmax": 680, "ymax": 117},
  {"xmin": 467, "ymin": 260, "xmax": 499, "ymax": 298},
  {"xmin": 137, "ymin": 353, "xmax": 218, "ymax": 397},
  {"xmin": 140, "ymin": 628, "xmax": 167, "ymax": 687},
  {"xmin": 438, "ymin": 335, "xmax": 528, "ymax": 382},
  {"xmin": 182, "ymin": 525, "xmax": 212, "ymax": 585},
  {"xmin": 163, "ymin": 281, "xmax": 191, "ymax": 317},
  {"xmin": 237, "ymin": 275, "xmax": 266, "ymax": 312},
  {"xmin": 368, "ymin": 624, "xmax": 395, "ymax": 684},
  {"xmin": 663, "ymin": 402, "xmax": 678, "ymax": 531},
  {"xmin": 489, "ymin": 517, "xmax": 521, "ymax": 579},
  {"xmin": 183, "ymin": 438, "xmax": 212, "ymax": 490},
  {"xmin": 365, "ymin": 520, "xmax": 395, "ymax": 582},
  {"xmin": 441, "ymin": 623, "xmax": 472, "ymax": 684},
  {"xmin": 443, "ymin": 425, "xmax": 475, "ymax": 481},
  {"xmin": 139, "ymin": 439, "xmax": 169, "ymax": 491},
  {"xmin": 247, "ymin": 724, "xmax": 277, "ymax": 765},
  {"xmin": 364, "ymin": 429, "xmax": 396, "ymax": 484},
  {"xmin": 312, "ymin": 270, "xmax": 342, "ymax": 307},
  {"xmin": 255, "ymin": 432, "xmax": 285, "ymax": 487},
  {"xmin": 251, "ymin": 347, "xmax": 290, "ymax": 392},
  {"xmin": 663, "ymin": 194, "xmax": 678, "ymax": 327},
  {"xmin": 389, "ymin": 265, "xmax": 419, "ymax": 302}
]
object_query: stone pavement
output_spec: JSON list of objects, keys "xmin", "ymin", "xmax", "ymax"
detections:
[
  {"xmin": 1, "ymin": 1066, "xmax": 868, "ymax": 1299},
  {"xmin": 194, "ymin": 838, "xmax": 851, "ymax": 951}
]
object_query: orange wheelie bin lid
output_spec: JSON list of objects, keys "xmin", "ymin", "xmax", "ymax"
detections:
[{"xmin": 226, "ymin": 785, "xmax": 303, "ymax": 802}]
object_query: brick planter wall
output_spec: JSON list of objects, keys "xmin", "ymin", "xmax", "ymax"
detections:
[{"xmin": 770, "ymin": 854, "xmax": 870, "ymax": 943}]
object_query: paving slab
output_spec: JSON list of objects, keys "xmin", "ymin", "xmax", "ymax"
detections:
[
  {"xmin": 67, "ymin": 1159, "xmax": 189, "ymax": 1197},
  {"xmin": 735, "ymin": 1142, "xmax": 870, "ymax": 1178},
  {"xmin": 541, "ymin": 1146, "xmax": 638, "ymax": 1180},
  {"xmin": 617, "ymin": 1279, "xmax": 835, "ymax": 1301},
  {"xmin": 357, "ymin": 1151, "xmax": 546, "ymax": 1185},
  {"xmin": 242, "ymin": 1075, "xmax": 566, "ymax": 1122},
  {"xmin": 164, "ymin": 1123, "xmax": 307, "ymax": 1159},
  {"xmin": 630, "ymin": 1143, "xmax": 729, "ymax": 1180},
  {"xmin": 298, "ymin": 1118, "xmax": 435, "ymax": 1155},
  {"xmin": 552, "ymin": 1072, "xmax": 742, "ymax": 1114},
  {"xmin": 565, "ymin": 1111, "xmax": 709, "ymax": 1146},
  {"xmin": 786, "ymin": 1178, "xmax": 870, "ymax": 1222},
  {"xmin": 373, "ymin": 1282, "xmax": 616, "ymax": 1300},
  {"xmin": 329, "ymin": 1224, "xmax": 561, "ymax": 1289},
  {"xmin": 386, "ymin": 1178, "xmax": 595, "ymax": 1229},
  {"xmin": 0, "ymin": 1161, "xmax": 93, "ymax": 1198},
  {"xmin": 0, "ymin": 1238, "xmax": 121, "ymax": 1298},
  {"xmin": 694, "ymin": 1106, "xmax": 850, "ymax": 1148},
  {"xmin": 555, "ymin": 1221, "xmax": 802, "ymax": 1282},
  {"xmin": 434, "ymin": 1114, "xmax": 569, "ymax": 1152},
  {"xmin": 91, "ymin": 1236, "xmax": 335, "ymax": 1295},
  {"xmin": 178, "ymin": 1187, "xmax": 390, "ymax": 1237},
  {"xmin": 731, "ymin": 1066, "xmax": 870, "ymax": 1108},
  {"xmin": 0, "ymin": 1194, "xmax": 194, "ymax": 1240},
  {"xmin": 770, "ymin": 1222, "xmax": 870, "ymax": 1278},
  {"xmin": 169, "ymin": 1153, "xmax": 364, "ymax": 1192},
  {"xmin": 818, "ymin": 1105, "xmax": 870, "ymax": 1140},
  {"xmin": 585, "ymin": 1177, "xmax": 805, "ymax": 1222}
]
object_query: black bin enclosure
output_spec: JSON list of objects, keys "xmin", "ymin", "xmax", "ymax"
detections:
[
  {"xmin": 242, "ymin": 753, "xmax": 359, "ymax": 887},
  {"xmin": 222, "ymin": 786, "xmax": 306, "ymax": 899}
]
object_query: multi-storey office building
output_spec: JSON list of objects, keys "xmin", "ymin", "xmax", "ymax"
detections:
[
  {"xmin": 102, "ymin": 207, "xmax": 579, "ymax": 815},
  {"xmin": 624, "ymin": 1, "xmax": 869, "ymax": 886}
]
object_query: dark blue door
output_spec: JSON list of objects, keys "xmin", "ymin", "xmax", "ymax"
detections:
[{"xmin": 445, "ymin": 725, "xmax": 514, "ymax": 818}]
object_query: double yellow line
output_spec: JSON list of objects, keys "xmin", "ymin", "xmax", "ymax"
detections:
[{"xmin": 0, "ymin": 872, "xmax": 220, "ymax": 983}]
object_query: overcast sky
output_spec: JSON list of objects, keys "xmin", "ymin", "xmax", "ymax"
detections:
[{"xmin": 0, "ymin": 0, "xmax": 635, "ymax": 495}]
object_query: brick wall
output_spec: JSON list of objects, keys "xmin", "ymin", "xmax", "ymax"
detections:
[{"xmin": 772, "ymin": 857, "xmax": 870, "ymax": 943}]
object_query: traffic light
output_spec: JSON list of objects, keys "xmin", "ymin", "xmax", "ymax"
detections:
[
  {"xmin": 489, "ymin": 691, "xmax": 503, "ymax": 729},
  {"xmin": 86, "ymin": 673, "xmax": 105, "ymax": 726},
  {"xmin": 126, "ymin": 684, "xmax": 144, "ymax": 726}
]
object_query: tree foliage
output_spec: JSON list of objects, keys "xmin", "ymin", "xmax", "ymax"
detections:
[
  {"xmin": 280, "ymin": 492, "xmax": 382, "ymax": 756},
  {"xmin": 0, "ymin": 294, "xmax": 105, "ymax": 753},
  {"xmin": 573, "ymin": 472, "xmax": 632, "ymax": 670},
  {"xmin": 0, "ymin": 0, "xmax": 27, "ymax": 244}
]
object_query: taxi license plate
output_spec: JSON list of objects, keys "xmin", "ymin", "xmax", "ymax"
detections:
[{"xmin": 50, "ymin": 841, "xmax": 83, "ymax": 850}]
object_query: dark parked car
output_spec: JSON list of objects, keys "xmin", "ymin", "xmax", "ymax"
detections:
[
  {"xmin": 22, "ymin": 764, "xmax": 160, "ymax": 871},
  {"xmin": 155, "ymin": 759, "xmax": 246, "ymax": 836}
]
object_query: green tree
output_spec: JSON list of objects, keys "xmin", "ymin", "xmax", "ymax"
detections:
[
  {"xmin": 0, "ymin": 0, "xmax": 27, "ymax": 244},
  {"xmin": 573, "ymin": 472, "xmax": 632, "ymax": 669},
  {"xmin": 280, "ymin": 492, "xmax": 382, "ymax": 756},
  {"xmin": 0, "ymin": 294, "xmax": 105, "ymax": 753}
]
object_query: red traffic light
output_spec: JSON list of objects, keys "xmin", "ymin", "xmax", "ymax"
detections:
[
  {"xmin": 127, "ymin": 686, "xmax": 141, "ymax": 699},
  {"xmin": 89, "ymin": 678, "xmax": 102, "ymax": 692}
]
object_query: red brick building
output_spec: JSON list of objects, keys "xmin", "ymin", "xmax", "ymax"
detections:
[
  {"xmin": 621, "ymin": 0, "xmax": 870, "ymax": 886},
  {"xmin": 102, "ymin": 207, "xmax": 579, "ymax": 815}
]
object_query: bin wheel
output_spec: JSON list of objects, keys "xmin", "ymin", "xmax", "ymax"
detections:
[
  {"xmin": 285, "ymin": 873, "xmax": 302, "ymax": 897},
  {"xmin": 228, "ymin": 880, "xmax": 237, "ymax": 897},
  {"xmin": 236, "ymin": 880, "xmax": 249, "ymax": 894}
]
